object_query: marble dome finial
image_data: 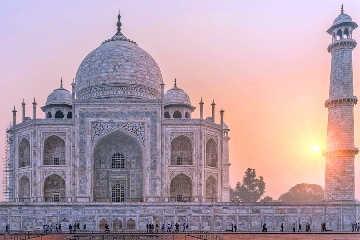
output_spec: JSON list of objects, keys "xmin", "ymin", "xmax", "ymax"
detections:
[
  {"xmin": 60, "ymin": 78, "xmax": 63, "ymax": 88},
  {"xmin": 117, "ymin": 10, "xmax": 122, "ymax": 33},
  {"xmin": 174, "ymin": 78, "xmax": 177, "ymax": 88},
  {"xmin": 341, "ymin": 4, "xmax": 344, "ymax": 14}
]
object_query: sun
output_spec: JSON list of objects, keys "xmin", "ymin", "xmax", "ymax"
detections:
[{"xmin": 312, "ymin": 146, "xmax": 320, "ymax": 152}]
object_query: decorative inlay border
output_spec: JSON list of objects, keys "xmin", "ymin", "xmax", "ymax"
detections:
[
  {"xmin": 169, "ymin": 169, "xmax": 195, "ymax": 181},
  {"xmin": 170, "ymin": 132, "xmax": 194, "ymax": 142},
  {"xmin": 42, "ymin": 171, "xmax": 66, "ymax": 180},
  {"xmin": 91, "ymin": 122, "xmax": 145, "ymax": 145},
  {"xmin": 42, "ymin": 132, "xmax": 66, "ymax": 141}
]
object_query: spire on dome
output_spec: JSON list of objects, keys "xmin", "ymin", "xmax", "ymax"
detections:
[
  {"xmin": 341, "ymin": 4, "xmax": 344, "ymax": 14},
  {"xmin": 174, "ymin": 78, "xmax": 177, "ymax": 88},
  {"xmin": 60, "ymin": 78, "xmax": 63, "ymax": 88},
  {"xmin": 117, "ymin": 10, "xmax": 122, "ymax": 33}
]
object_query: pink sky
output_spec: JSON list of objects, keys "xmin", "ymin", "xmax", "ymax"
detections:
[{"xmin": 1, "ymin": 0, "xmax": 360, "ymax": 201}]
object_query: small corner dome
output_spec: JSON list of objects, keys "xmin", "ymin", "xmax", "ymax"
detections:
[
  {"xmin": 163, "ymin": 85, "xmax": 191, "ymax": 106},
  {"xmin": 45, "ymin": 87, "xmax": 72, "ymax": 105}
]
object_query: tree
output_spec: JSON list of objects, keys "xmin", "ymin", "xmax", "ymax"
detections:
[
  {"xmin": 278, "ymin": 183, "xmax": 324, "ymax": 202},
  {"xmin": 259, "ymin": 196, "xmax": 273, "ymax": 202},
  {"xmin": 230, "ymin": 168, "xmax": 266, "ymax": 202}
]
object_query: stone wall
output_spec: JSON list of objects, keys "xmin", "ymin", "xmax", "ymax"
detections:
[{"xmin": 0, "ymin": 202, "xmax": 358, "ymax": 232}]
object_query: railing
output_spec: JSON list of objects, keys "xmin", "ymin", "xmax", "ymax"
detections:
[{"xmin": 169, "ymin": 197, "xmax": 193, "ymax": 202}]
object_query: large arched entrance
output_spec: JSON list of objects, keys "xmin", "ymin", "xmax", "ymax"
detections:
[
  {"xmin": 93, "ymin": 130, "xmax": 143, "ymax": 202},
  {"xmin": 170, "ymin": 174, "xmax": 192, "ymax": 202},
  {"xmin": 44, "ymin": 174, "xmax": 65, "ymax": 202}
]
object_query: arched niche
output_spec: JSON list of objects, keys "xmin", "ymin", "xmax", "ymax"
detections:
[
  {"xmin": 44, "ymin": 174, "xmax": 65, "ymax": 202},
  {"xmin": 67, "ymin": 111, "xmax": 72, "ymax": 119},
  {"xmin": 173, "ymin": 110, "xmax": 182, "ymax": 118},
  {"xmin": 19, "ymin": 138, "xmax": 30, "ymax": 168},
  {"xmin": 99, "ymin": 219, "xmax": 108, "ymax": 231},
  {"xmin": 43, "ymin": 135, "xmax": 65, "ymax": 165},
  {"xmin": 206, "ymin": 138, "xmax": 218, "ymax": 167},
  {"xmin": 185, "ymin": 112, "xmax": 190, "ymax": 118},
  {"xmin": 126, "ymin": 218, "xmax": 136, "ymax": 230},
  {"xmin": 170, "ymin": 174, "xmax": 192, "ymax": 202},
  {"xmin": 171, "ymin": 136, "xmax": 192, "ymax": 165},
  {"xmin": 205, "ymin": 176, "xmax": 217, "ymax": 202},
  {"xmin": 164, "ymin": 112, "xmax": 170, "ymax": 118},
  {"xmin": 19, "ymin": 176, "xmax": 30, "ymax": 202},
  {"xmin": 113, "ymin": 218, "xmax": 123, "ymax": 231},
  {"xmin": 93, "ymin": 130, "xmax": 143, "ymax": 202},
  {"xmin": 47, "ymin": 112, "xmax": 52, "ymax": 119},
  {"xmin": 55, "ymin": 110, "xmax": 64, "ymax": 119}
]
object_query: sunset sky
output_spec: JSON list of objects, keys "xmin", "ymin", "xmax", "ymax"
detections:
[{"xmin": 1, "ymin": 0, "xmax": 360, "ymax": 201}]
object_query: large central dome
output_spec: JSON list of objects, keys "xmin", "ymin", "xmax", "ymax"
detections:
[{"xmin": 75, "ymin": 14, "xmax": 163, "ymax": 100}]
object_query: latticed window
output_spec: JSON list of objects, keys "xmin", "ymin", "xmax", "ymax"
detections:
[
  {"xmin": 112, "ymin": 153, "xmax": 125, "ymax": 168},
  {"xmin": 112, "ymin": 183, "xmax": 125, "ymax": 202},
  {"xmin": 53, "ymin": 158, "xmax": 60, "ymax": 165},
  {"xmin": 176, "ymin": 195, "xmax": 183, "ymax": 202},
  {"xmin": 177, "ymin": 157, "xmax": 182, "ymax": 165},
  {"xmin": 53, "ymin": 194, "xmax": 60, "ymax": 202}
]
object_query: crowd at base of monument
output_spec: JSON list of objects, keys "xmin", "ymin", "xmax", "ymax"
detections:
[{"xmin": 0, "ymin": 202, "xmax": 359, "ymax": 232}]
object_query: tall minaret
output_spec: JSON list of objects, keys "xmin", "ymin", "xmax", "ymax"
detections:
[{"xmin": 324, "ymin": 5, "xmax": 358, "ymax": 202}]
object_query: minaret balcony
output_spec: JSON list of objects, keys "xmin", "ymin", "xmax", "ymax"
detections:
[
  {"xmin": 325, "ymin": 96, "xmax": 357, "ymax": 108},
  {"xmin": 323, "ymin": 148, "xmax": 359, "ymax": 157},
  {"xmin": 328, "ymin": 38, "xmax": 357, "ymax": 52}
]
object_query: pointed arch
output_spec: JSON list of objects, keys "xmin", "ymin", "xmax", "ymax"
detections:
[
  {"xmin": 19, "ymin": 138, "xmax": 30, "ymax": 168},
  {"xmin": 55, "ymin": 110, "xmax": 64, "ymax": 119},
  {"xmin": 164, "ymin": 112, "xmax": 170, "ymax": 118},
  {"xmin": 67, "ymin": 111, "xmax": 72, "ymax": 119},
  {"xmin": 46, "ymin": 112, "xmax": 52, "ymax": 119},
  {"xmin": 44, "ymin": 174, "xmax": 65, "ymax": 202},
  {"xmin": 44, "ymin": 135, "xmax": 65, "ymax": 165},
  {"xmin": 93, "ymin": 130, "xmax": 143, "ymax": 202},
  {"xmin": 170, "ymin": 174, "xmax": 192, "ymax": 202},
  {"xmin": 205, "ymin": 175, "xmax": 218, "ymax": 202},
  {"xmin": 206, "ymin": 138, "xmax": 218, "ymax": 167},
  {"xmin": 19, "ymin": 176, "xmax": 30, "ymax": 202},
  {"xmin": 171, "ymin": 135, "xmax": 192, "ymax": 165},
  {"xmin": 173, "ymin": 110, "xmax": 182, "ymax": 118}
]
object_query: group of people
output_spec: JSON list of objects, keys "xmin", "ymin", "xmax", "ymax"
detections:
[
  {"xmin": 352, "ymin": 223, "xmax": 360, "ymax": 232},
  {"xmin": 146, "ymin": 224, "xmax": 159, "ymax": 233},
  {"xmin": 69, "ymin": 222, "xmax": 83, "ymax": 233},
  {"xmin": 279, "ymin": 222, "xmax": 311, "ymax": 232}
]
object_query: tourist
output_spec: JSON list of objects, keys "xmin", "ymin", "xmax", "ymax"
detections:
[
  {"xmin": 292, "ymin": 223, "xmax": 295, "ymax": 232},
  {"xmin": 167, "ymin": 223, "xmax": 171, "ymax": 232},
  {"xmin": 183, "ymin": 223, "xmax": 186, "ymax": 232},
  {"xmin": 262, "ymin": 223, "xmax": 267, "ymax": 232},
  {"xmin": 298, "ymin": 223, "xmax": 301, "ymax": 232},
  {"xmin": 105, "ymin": 224, "xmax": 110, "ymax": 233},
  {"xmin": 69, "ymin": 224, "xmax": 73, "ymax": 233},
  {"xmin": 146, "ymin": 223, "xmax": 149, "ymax": 232},
  {"xmin": 59, "ymin": 224, "xmax": 62, "ymax": 232},
  {"xmin": 83, "ymin": 223, "xmax": 86, "ymax": 231},
  {"xmin": 155, "ymin": 224, "xmax": 159, "ymax": 233},
  {"xmin": 280, "ymin": 223, "xmax": 284, "ymax": 232},
  {"xmin": 234, "ymin": 224, "xmax": 237, "ymax": 232},
  {"xmin": 161, "ymin": 223, "xmax": 165, "ymax": 232},
  {"xmin": 5, "ymin": 224, "xmax": 9, "ymax": 233}
]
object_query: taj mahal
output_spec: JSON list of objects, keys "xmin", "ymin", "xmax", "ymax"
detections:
[{"xmin": 1, "ymin": 7, "xmax": 360, "ymax": 232}]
